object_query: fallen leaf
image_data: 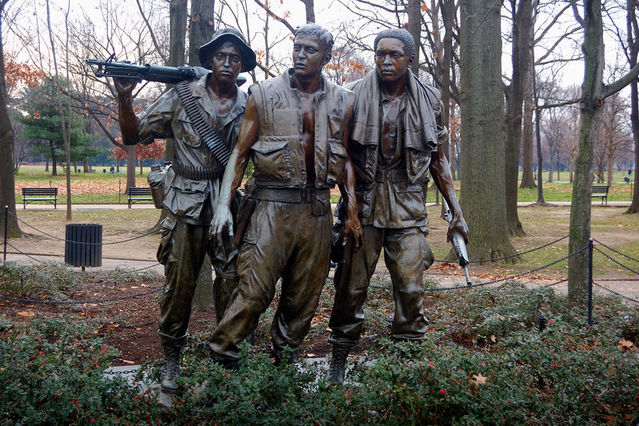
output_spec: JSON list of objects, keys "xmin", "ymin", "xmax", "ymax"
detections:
[
  {"xmin": 17, "ymin": 311, "xmax": 35, "ymax": 317},
  {"xmin": 618, "ymin": 339, "xmax": 634, "ymax": 350},
  {"xmin": 470, "ymin": 373, "xmax": 488, "ymax": 387}
]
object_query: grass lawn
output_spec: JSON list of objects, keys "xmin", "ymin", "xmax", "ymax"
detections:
[{"xmin": 14, "ymin": 165, "xmax": 636, "ymax": 204}]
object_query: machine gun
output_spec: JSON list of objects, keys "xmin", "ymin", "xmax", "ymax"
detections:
[
  {"xmin": 442, "ymin": 199, "xmax": 472, "ymax": 286},
  {"xmin": 86, "ymin": 54, "xmax": 246, "ymax": 85}
]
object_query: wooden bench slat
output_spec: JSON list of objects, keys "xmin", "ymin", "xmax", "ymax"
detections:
[
  {"xmin": 591, "ymin": 185, "xmax": 610, "ymax": 205},
  {"xmin": 22, "ymin": 187, "xmax": 58, "ymax": 209},
  {"xmin": 126, "ymin": 187, "xmax": 153, "ymax": 208}
]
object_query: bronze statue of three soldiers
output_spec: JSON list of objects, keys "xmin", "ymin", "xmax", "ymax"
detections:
[{"xmin": 116, "ymin": 23, "xmax": 468, "ymax": 391}]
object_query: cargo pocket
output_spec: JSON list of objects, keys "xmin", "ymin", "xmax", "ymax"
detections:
[
  {"xmin": 405, "ymin": 127, "xmax": 437, "ymax": 184},
  {"xmin": 392, "ymin": 179, "xmax": 427, "ymax": 223},
  {"xmin": 251, "ymin": 137, "xmax": 291, "ymax": 182},
  {"xmin": 326, "ymin": 138, "xmax": 348, "ymax": 186}
]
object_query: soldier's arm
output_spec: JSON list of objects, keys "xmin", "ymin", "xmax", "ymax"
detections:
[
  {"xmin": 114, "ymin": 79, "xmax": 141, "ymax": 146},
  {"xmin": 213, "ymin": 94, "xmax": 260, "ymax": 236},
  {"xmin": 429, "ymin": 112, "xmax": 469, "ymax": 243},
  {"xmin": 338, "ymin": 107, "xmax": 362, "ymax": 249}
]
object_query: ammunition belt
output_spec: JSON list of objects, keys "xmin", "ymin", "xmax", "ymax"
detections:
[
  {"xmin": 175, "ymin": 81, "xmax": 231, "ymax": 166},
  {"xmin": 172, "ymin": 161, "xmax": 225, "ymax": 180}
]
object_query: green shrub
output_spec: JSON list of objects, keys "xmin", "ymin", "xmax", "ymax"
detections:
[{"xmin": 0, "ymin": 318, "xmax": 161, "ymax": 424}]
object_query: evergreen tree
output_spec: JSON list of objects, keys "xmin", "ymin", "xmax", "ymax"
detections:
[{"xmin": 16, "ymin": 77, "xmax": 99, "ymax": 175}]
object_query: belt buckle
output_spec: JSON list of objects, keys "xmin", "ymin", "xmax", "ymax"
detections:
[{"xmin": 301, "ymin": 187, "xmax": 313, "ymax": 202}]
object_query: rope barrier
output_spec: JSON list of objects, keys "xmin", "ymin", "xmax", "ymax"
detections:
[
  {"xmin": 434, "ymin": 234, "xmax": 569, "ymax": 264},
  {"xmin": 543, "ymin": 278, "xmax": 568, "ymax": 288},
  {"xmin": 425, "ymin": 246, "xmax": 587, "ymax": 292},
  {"xmin": 5, "ymin": 242, "xmax": 44, "ymax": 264},
  {"xmin": 12, "ymin": 213, "xmax": 158, "ymax": 246},
  {"xmin": 593, "ymin": 246, "xmax": 639, "ymax": 276},
  {"xmin": 593, "ymin": 282, "xmax": 639, "ymax": 304},
  {"xmin": 592, "ymin": 238, "xmax": 639, "ymax": 263}
]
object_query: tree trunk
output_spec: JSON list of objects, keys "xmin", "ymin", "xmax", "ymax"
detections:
[
  {"xmin": 188, "ymin": 0, "xmax": 215, "ymax": 67},
  {"xmin": 521, "ymin": 67, "xmax": 536, "ymax": 188},
  {"xmin": 504, "ymin": 0, "xmax": 532, "ymax": 236},
  {"xmin": 460, "ymin": 0, "xmax": 518, "ymax": 262},
  {"xmin": 0, "ymin": 1, "xmax": 21, "ymax": 238},
  {"xmin": 50, "ymin": 141, "xmax": 57, "ymax": 176},
  {"xmin": 188, "ymin": 0, "xmax": 216, "ymax": 309},
  {"xmin": 626, "ymin": 0, "xmax": 639, "ymax": 214},
  {"xmin": 568, "ymin": 0, "xmax": 605, "ymax": 302},
  {"xmin": 126, "ymin": 145, "xmax": 136, "ymax": 191},
  {"xmin": 406, "ymin": 0, "xmax": 421, "ymax": 75},
  {"xmin": 302, "ymin": 0, "xmax": 315, "ymax": 23},
  {"xmin": 630, "ymin": 75, "xmax": 639, "ymax": 213}
]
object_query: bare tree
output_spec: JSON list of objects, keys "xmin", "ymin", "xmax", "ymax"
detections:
[
  {"xmin": 567, "ymin": 0, "xmax": 639, "ymax": 300},
  {"xmin": 504, "ymin": 0, "xmax": 534, "ymax": 236},
  {"xmin": 0, "ymin": 0, "xmax": 21, "ymax": 238},
  {"xmin": 460, "ymin": 0, "xmax": 517, "ymax": 261},
  {"xmin": 45, "ymin": 0, "xmax": 73, "ymax": 220}
]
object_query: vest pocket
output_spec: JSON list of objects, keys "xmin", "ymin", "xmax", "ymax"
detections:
[
  {"xmin": 251, "ymin": 136, "xmax": 291, "ymax": 181},
  {"xmin": 177, "ymin": 118, "xmax": 201, "ymax": 148},
  {"xmin": 326, "ymin": 138, "xmax": 348, "ymax": 186},
  {"xmin": 404, "ymin": 129, "xmax": 437, "ymax": 184}
]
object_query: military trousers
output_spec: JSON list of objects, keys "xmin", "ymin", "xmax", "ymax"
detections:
[
  {"xmin": 157, "ymin": 216, "xmax": 237, "ymax": 347},
  {"xmin": 328, "ymin": 225, "xmax": 434, "ymax": 347},
  {"xmin": 208, "ymin": 198, "xmax": 332, "ymax": 363}
]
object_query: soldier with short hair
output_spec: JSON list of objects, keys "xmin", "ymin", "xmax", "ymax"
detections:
[
  {"xmin": 210, "ymin": 23, "xmax": 362, "ymax": 366},
  {"xmin": 326, "ymin": 28, "xmax": 469, "ymax": 383}
]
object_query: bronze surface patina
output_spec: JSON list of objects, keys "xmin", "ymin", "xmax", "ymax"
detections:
[
  {"xmin": 115, "ymin": 28, "xmax": 257, "ymax": 393},
  {"xmin": 210, "ymin": 23, "xmax": 362, "ymax": 367},
  {"xmin": 326, "ymin": 29, "xmax": 469, "ymax": 383}
]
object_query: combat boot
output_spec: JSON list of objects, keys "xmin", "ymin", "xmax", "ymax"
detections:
[
  {"xmin": 160, "ymin": 345, "xmax": 181, "ymax": 393},
  {"xmin": 326, "ymin": 344, "xmax": 351, "ymax": 384}
]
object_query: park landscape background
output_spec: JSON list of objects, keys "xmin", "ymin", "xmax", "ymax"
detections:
[{"xmin": 1, "ymin": 0, "xmax": 639, "ymax": 423}]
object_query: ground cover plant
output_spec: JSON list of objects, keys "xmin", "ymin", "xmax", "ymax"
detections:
[{"xmin": 0, "ymin": 264, "xmax": 638, "ymax": 424}]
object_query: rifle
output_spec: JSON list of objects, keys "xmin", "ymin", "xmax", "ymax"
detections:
[
  {"xmin": 86, "ymin": 54, "xmax": 246, "ymax": 86},
  {"xmin": 442, "ymin": 199, "xmax": 472, "ymax": 286}
]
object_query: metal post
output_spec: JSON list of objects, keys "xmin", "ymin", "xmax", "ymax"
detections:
[
  {"xmin": 3, "ymin": 205, "xmax": 8, "ymax": 262},
  {"xmin": 2, "ymin": 205, "xmax": 9, "ymax": 263},
  {"xmin": 588, "ymin": 238, "xmax": 593, "ymax": 326}
]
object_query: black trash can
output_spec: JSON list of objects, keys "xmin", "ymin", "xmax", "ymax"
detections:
[{"xmin": 65, "ymin": 224, "xmax": 102, "ymax": 267}]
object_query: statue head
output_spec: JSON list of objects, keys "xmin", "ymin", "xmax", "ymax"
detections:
[
  {"xmin": 373, "ymin": 28, "xmax": 416, "ymax": 59},
  {"xmin": 373, "ymin": 28, "xmax": 415, "ymax": 84},
  {"xmin": 198, "ymin": 28, "xmax": 257, "ymax": 73},
  {"xmin": 291, "ymin": 24, "xmax": 334, "ymax": 77}
]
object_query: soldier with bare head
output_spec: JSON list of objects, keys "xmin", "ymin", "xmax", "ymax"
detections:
[
  {"xmin": 326, "ymin": 28, "xmax": 469, "ymax": 383},
  {"xmin": 210, "ymin": 23, "xmax": 362, "ymax": 366}
]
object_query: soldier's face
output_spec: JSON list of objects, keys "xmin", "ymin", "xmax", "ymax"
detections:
[
  {"xmin": 375, "ymin": 38, "xmax": 412, "ymax": 83},
  {"xmin": 292, "ymin": 35, "xmax": 330, "ymax": 77},
  {"xmin": 210, "ymin": 41, "xmax": 243, "ymax": 83}
]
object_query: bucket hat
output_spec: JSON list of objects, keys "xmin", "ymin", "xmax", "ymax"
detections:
[{"xmin": 198, "ymin": 28, "xmax": 257, "ymax": 72}]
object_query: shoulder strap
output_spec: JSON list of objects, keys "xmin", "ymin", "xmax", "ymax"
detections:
[{"xmin": 175, "ymin": 80, "xmax": 231, "ymax": 165}]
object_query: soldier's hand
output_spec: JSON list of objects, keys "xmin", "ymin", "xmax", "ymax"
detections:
[
  {"xmin": 211, "ymin": 204, "xmax": 234, "ymax": 240},
  {"xmin": 447, "ymin": 213, "xmax": 469, "ymax": 244},
  {"xmin": 343, "ymin": 216, "xmax": 363, "ymax": 251},
  {"xmin": 113, "ymin": 77, "xmax": 137, "ymax": 95}
]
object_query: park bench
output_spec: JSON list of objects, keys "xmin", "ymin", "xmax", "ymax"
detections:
[
  {"xmin": 126, "ymin": 187, "xmax": 153, "ymax": 208},
  {"xmin": 21, "ymin": 187, "xmax": 58, "ymax": 209},
  {"xmin": 591, "ymin": 184, "xmax": 610, "ymax": 205}
]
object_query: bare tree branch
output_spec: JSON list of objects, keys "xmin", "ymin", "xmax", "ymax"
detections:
[
  {"xmin": 135, "ymin": 0, "xmax": 168, "ymax": 64},
  {"xmin": 569, "ymin": 0, "xmax": 583, "ymax": 26},
  {"xmin": 603, "ymin": 61, "xmax": 639, "ymax": 98},
  {"xmin": 253, "ymin": 0, "xmax": 296, "ymax": 34}
]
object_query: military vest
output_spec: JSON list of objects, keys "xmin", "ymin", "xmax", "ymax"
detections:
[{"xmin": 249, "ymin": 70, "xmax": 355, "ymax": 190}]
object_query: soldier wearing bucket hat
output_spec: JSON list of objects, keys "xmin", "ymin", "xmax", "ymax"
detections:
[{"xmin": 114, "ymin": 27, "xmax": 256, "ymax": 395}]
